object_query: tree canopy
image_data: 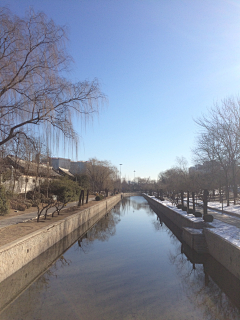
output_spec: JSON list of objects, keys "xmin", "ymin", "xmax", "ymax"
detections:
[{"xmin": 0, "ymin": 7, "xmax": 106, "ymax": 150}]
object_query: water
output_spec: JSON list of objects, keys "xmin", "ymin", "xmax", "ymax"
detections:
[{"xmin": 1, "ymin": 196, "xmax": 240, "ymax": 320}]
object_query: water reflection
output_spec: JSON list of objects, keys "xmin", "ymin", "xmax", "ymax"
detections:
[
  {"xmin": 149, "ymin": 203, "xmax": 240, "ymax": 320},
  {"xmin": 1, "ymin": 196, "xmax": 240, "ymax": 320}
]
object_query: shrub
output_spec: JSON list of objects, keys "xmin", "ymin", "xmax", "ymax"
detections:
[
  {"xmin": 182, "ymin": 206, "xmax": 187, "ymax": 211},
  {"xmin": 50, "ymin": 178, "xmax": 80, "ymax": 203},
  {"xmin": 26, "ymin": 190, "xmax": 34, "ymax": 200},
  {"xmin": 18, "ymin": 203, "xmax": 26, "ymax": 211},
  {"xmin": 0, "ymin": 186, "xmax": 9, "ymax": 215},
  {"xmin": 95, "ymin": 194, "xmax": 104, "ymax": 201},
  {"xmin": 10, "ymin": 199, "xmax": 28, "ymax": 211},
  {"xmin": 177, "ymin": 204, "xmax": 182, "ymax": 209},
  {"xmin": 24, "ymin": 201, "xmax": 32, "ymax": 209},
  {"xmin": 203, "ymin": 214, "xmax": 213, "ymax": 222},
  {"xmin": 194, "ymin": 212, "xmax": 202, "ymax": 217},
  {"xmin": 10, "ymin": 200, "xmax": 19, "ymax": 210}
]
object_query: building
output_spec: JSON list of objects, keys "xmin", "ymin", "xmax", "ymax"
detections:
[
  {"xmin": 2, "ymin": 156, "xmax": 61, "ymax": 194},
  {"xmin": 50, "ymin": 158, "xmax": 87, "ymax": 176},
  {"xmin": 50, "ymin": 158, "xmax": 71, "ymax": 170},
  {"xmin": 69, "ymin": 161, "xmax": 87, "ymax": 175},
  {"xmin": 189, "ymin": 160, "xmax": 220, "ymax": 175}
]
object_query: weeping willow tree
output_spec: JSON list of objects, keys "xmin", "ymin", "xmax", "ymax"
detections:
[{"xmin": 0, "ymin": 7, "xmax": 106, "ymax": 153}]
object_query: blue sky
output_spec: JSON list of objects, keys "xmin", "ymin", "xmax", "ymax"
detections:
[{"xmin": 2, "ymin": 0, "xmax": 240, "ymax": 181}]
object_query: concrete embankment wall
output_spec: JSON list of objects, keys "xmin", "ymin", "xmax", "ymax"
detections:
[
  {"xmin": 144, "ymin": 194, "xmax": 240, "ymax": 281},
  {"xmin": 204, "ymin": 229, "xmax": 240, "ymax": 280},
  {"xmin": 143, "ymin": 195, "xmax": 205, "ymax": 229},
  {"xmin": 123, "ymin": 192, "xmax": 141, "ymax": 197},
  {"xmin": 0, "ymin": 194, "xmax": 121, "ymax": 283},
  {"xmin": 0, "ymin": 207, "xmax": 110, "ymax": 313}
]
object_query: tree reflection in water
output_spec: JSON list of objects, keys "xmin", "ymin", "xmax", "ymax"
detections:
[
  {"xmin": 2, "ymin": 196, "xmax": 240, "ymax": 320},
  {"xmin": 75, "ymin": 196, "xmax": 155, "ymax": 255},
  {"xmin": 169, "ymin": 246, "xmax": 240, "ymax": 320},
  {"xmin": 151, "ymin": 210, "xmax": 240, "ymax": 320}
]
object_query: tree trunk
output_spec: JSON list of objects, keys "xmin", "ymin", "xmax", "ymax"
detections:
[
  {"xmin": 203, "ymin": 189, "xmax": 208, "ymax": 216},
  {"xmin": 181, "ymin": 191, "xmax": 184, "ymax": 207},
  {"xmin": 78, "ymin": 190, "xmax": 84, "ymax": 206},
  {"xmin": 192, "ymin": 192, "xmax": 195, "ymax": 213},
  {"xmin": 187, "ymin": 191, "xmax": 190, "ymax": 213},
  {"xmin": 81, "ymin": 190, "xmax": 84, "ymax": 205},
  {"xmin": 86, "ymin": 189, "xmax": 89, "ymax": 203}
]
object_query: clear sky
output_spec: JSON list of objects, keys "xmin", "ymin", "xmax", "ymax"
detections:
[{"xmin": 2, "ymin": 0, "xmax": 240, "ymax": 181}]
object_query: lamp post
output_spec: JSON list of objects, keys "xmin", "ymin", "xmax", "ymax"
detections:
[
  {"xmin": 134, "ymin": 170, "xmax": 136, "ymax": 191},
  {"xmin": 119, "ymin": 164, "xmax": 122, "ymax": 191}
]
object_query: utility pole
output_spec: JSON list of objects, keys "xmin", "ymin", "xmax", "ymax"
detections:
[
  {"xmin": 134, "ymin": 170, "xmax": 136, "ymax": 190},
  {"xmin": 119, "ymin": 164, "xmax": 122, "ymax": 191}
]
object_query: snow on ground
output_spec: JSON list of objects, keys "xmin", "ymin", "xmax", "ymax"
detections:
[
  {"xmin": 208, "ymin": 201, "xmax": 240, "ymax": 216},
  {"xmin": 146, "ymin": 195, "xmax": 204, "ymax": 222},
  {"xmin": 207, "ymin": 219, "xmax": 240, "ymax": 248},
  {"xmin": 144, "ymin": 194, "xmax": 240, "ymax": 248},
  {"xmin": 184, "ymin": 197, "xmax": 240, "ymax": 216}
]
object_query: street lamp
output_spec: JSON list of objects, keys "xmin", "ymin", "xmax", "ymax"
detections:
[
  {"xmin": 134, "ymin": 170, "xmax": 136, "ymax": 191},
  {"xmin": 119, "ymin": 164, "xmax": 122, "ymax": 191}
]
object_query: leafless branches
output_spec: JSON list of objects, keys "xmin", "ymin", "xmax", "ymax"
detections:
[
  {"xmin": 193, "ymin": 97, "xmax": 240, "ymax": 203},
  {"xmin": 0, "ymin": 7, "xmax": 106, "ymax": 149},
  {"xmin": 86, "ymin": 158, "xmax": 117, "ymax": 193}
]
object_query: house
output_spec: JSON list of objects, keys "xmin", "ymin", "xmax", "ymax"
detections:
[{"xmin": 1, "ymin": 156, "xmax": 61, "ymax": 194}]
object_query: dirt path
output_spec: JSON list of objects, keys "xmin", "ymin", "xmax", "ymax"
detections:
[{"xmin": 0, "ymin": 200, "xmax": 99, "ymax": 247}]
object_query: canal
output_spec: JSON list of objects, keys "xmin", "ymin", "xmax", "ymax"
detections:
[{"xmin": 1, "ymin": 196, "xmax": 240, "ymax": 319}]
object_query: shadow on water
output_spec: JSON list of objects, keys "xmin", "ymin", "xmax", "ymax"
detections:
[{"xmin": 149, "ymin": 202, "xmax": 240, "ymax": 318}]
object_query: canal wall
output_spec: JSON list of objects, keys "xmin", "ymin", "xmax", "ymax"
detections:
[
  {"xmin": 122, "ymin": 192, "xmax": 141, "ymax": 197},
  {"xmin": 143, "ymin": 195, "xmax": 208, "ymax": 253},
  {"xmin": 143, "ymin": 194, "xmax": 240, "ymax": 281},
  {"xmin": 0, "ymin": 208, "xmax": 109, "ymax": 313},
  {"xmin": 0, "ymin": 194, "xmax": 121, "ymax": 283},
  {"xmin": 204, "ymin": 228, "xmax": 240, "ymax": 280},
  {"xmin": 143, "ymin": 195, "xmax": 205, "ymax": 229}
]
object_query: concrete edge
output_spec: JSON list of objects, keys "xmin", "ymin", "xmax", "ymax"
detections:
[
  {"xmin": 204, "ymin": 228, "xmax": 240, "ymax": 280},
  {"xmin": 0, "ymin": 194, "xmax": 122, "ymax": 282}
]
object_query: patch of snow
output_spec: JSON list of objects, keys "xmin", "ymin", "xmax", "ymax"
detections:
[{"xmin": 207, "ymin": 224, "xmax": 240, "ymax": 248}]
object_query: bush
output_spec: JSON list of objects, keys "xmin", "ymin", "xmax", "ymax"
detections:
[
  {"xmin": 26, "ymin": 190, "xmax": 34, "ymax": 200},
  {"xmin": 10, "ymin": 200, "xmax": 18, "ymax": 210},
  {"xmin": 203, "ymin": 214, "xmax": 213, "ymax": 222},
  {"xmin": 24, "ymin": 201, "xmax": 32, "ymax": 209},
  {"xmin": 194, "ymin": 212, "xmax": 202, "ymax": 217},
  {"xmin": 95, "ymin": 194, "xmax": 104, "ymax": 201},
  {"xmin": 0, "ymin": 186, "xmax": 9, "ymax": 215},
  {"xmin": 18, "ymin": 203, "xmax": 26, "ymax": 211},
  {"xmin": 49, "ymin": 177, "xmax": 80, "ymax": 204},
  {"xmin": 177, "ymin": 204, "xmax": 182, "ymax": 209},
  {"xmin": 10, "ymin": 199, "xmax": 28, "ymax": 211},
  {"xmin": 182, "ymin": 206, "xmax": 187, "ymax": 211}
]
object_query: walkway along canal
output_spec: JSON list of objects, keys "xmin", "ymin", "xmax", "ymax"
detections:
[{"xmin": 1, "ymin": 195, "xmax": 240, "ymax": 319}]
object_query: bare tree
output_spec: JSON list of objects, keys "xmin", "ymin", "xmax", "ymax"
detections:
[
  {"xmin": 0, "ymin": 8, "xmax": 106, "ymax": 150},
  {"xmin": 158, "ymin": 157, "xmax": 189, "ymax": 195},
  {"xmin": 86, "ymin": 158, "xmax": 116, "ymax": 193},
  {"xmin": 194, "ymin": 97, "xmax": 240, "ymax": 205}
]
